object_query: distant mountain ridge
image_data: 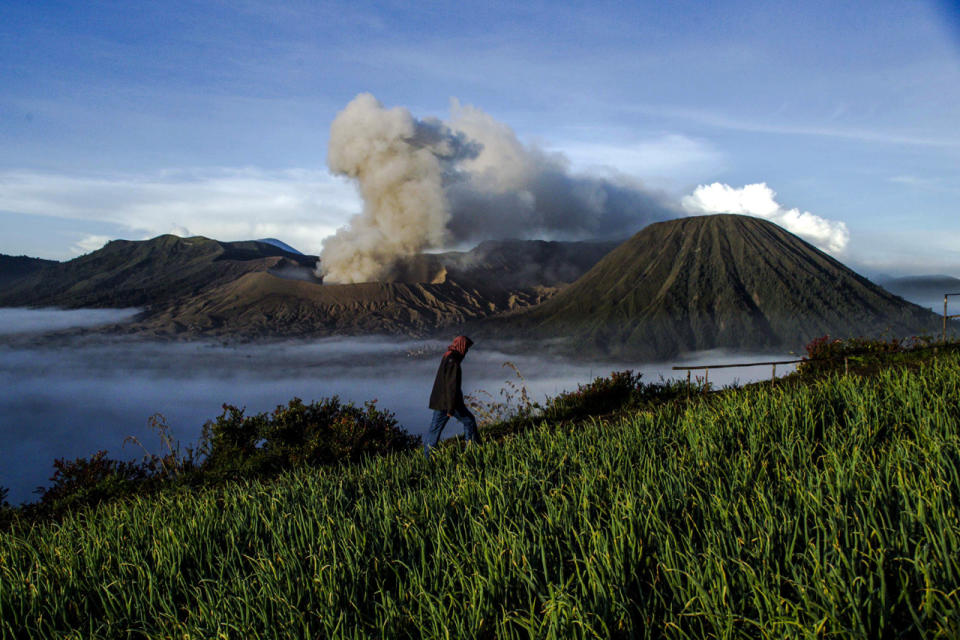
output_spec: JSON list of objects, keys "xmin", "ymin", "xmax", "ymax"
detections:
[
  {"xmin": 133, "ymin": 239, "xmax": 617, "ymax": 338},
  {"xmin": 0, "ymin": 254, "xmax": 58, "ymax": 288},
  {"xmin": 879, "ymin": 274, "xmax": 960, "ymax": 297},
  {"xmin": 0, "ymin": 220, "xmax": 936, "ymax": 356},
  {"xmin": 0, "ymin": 236, "xmax": 314, "ymax": 310},
  {"xmin": 0, "ymin": 235, "xmax": 614, "ymax": 338},
  {"xmin": 256, "ymin": 238, "xmax": 304, "ymax": 255},
  {"xmin": 876, "ymin": 274, "xmax": 960, "ymax": 313},
  {"xmin": 496, "ymin": 215, "xmax": 937, "ymax": 359}
]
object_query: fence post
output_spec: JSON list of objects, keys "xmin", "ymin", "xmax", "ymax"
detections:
[
  {"xmin": 844, "ymin": 357, "xmax": 849, "ymax": 376},
  {"xmin": 771, "ymin": 363, "xmax": 776, "ymax": 384},
  {"xmin": 704, "ymin": 368, "xmax": 709, "ymax": 389},
  {"xmin": 945, "ymin": 294, "xmax": 948, "ymax": 344}
]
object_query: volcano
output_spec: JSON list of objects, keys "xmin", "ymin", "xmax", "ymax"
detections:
[
  {"xmin": 501, "ymin": 214, "xmax": 937, "ymax": 359},
  {"xmin": 0, "ymin": 235, "xmax": 615, "ymax": 339}
]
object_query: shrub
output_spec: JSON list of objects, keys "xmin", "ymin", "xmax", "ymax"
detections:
[
  {"xmin": 798, "ymin": 335, "xmax": 935, "ymax": 375},
  {"xmin": 34, "ymin": 451, "xmax": 150, "ymax": 516},
  {"xmin": 200, "ymin": 397, "xmax": 420, "ymax": 478},
  {"xmin": 541, "ymin": 370, "xmax": 645, "ymax": 422}
]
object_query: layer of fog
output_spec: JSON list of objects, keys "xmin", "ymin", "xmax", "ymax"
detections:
[
  {"xmin": 0, "ymin": 331, "xmax": 797, "ymax": 504},
  {"xmin": 0, "ymin": 308, "xmax": 141, "ymax": 336}
]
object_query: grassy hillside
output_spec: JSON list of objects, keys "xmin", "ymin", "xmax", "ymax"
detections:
[{"xmin": 2, "ymin": 354, "xmax": 960, "ymax": 637}]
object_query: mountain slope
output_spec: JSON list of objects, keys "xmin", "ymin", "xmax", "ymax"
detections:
[
  {"xmin": 505, "ymin": 214, "xmax": 937, "ymax": 358},
  {"xmin": 256, "ymin": 238, "xmax": 304, "ymax": 255},
  {"xmin": 0, "ymin": 254, "xmax": 58, "ymax": 288},
  {"xmin": 129, "ymin": 239, "xmax": 616, "ymax": 338},
  {"xmin": 0, "ymin": 234, "xmax": 617, "ymax": 338},
  {"xmin": 132, "ymin": 273, "xmax": 549, "ymax": 338},
  {"xmin": 878, "ymin": 275, "xmax": 960, "ymax": 311},
  {"xmin": 0, "ymin": 236, "xmax": 315, "ymax": 309}
]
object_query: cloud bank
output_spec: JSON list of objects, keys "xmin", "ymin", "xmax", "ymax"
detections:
[
  {"xmin": 682, "ymin": 182, "xmax": 849, "ymax": 254},
  {"xmin": 320, "ymin": 94, "xmax": 678, "ymax": 283},
  {"xmin": 0, "ymin": 308, "xmax": 141, "ymax": 336},
  {"xmin": 0, "ymin": 168, "xmax": 360, "ymax": 257}
]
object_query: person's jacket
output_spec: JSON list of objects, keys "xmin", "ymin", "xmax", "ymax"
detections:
[{"xmin": 429, "ymin": 352, "xmax": 464, "ymax": 413}]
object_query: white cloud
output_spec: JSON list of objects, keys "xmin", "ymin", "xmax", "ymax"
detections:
[
  {"xmin": 72, "ymin": 234, "xmax": 112, "ymax": 255},
  {"xmin": 0, "ymin": 168, "xmax": 361, "ymax": 255},
  {"xmin": 682, "ymin": 182, "xmax": 849, "ymax": 254}
]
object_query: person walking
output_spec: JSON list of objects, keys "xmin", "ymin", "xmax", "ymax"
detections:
[{"xmin": 425, "ymin": 335, "xmax": 480, "ymax": 457}]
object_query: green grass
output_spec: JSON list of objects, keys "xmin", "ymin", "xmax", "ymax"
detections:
[{"xmin": 2, "ymin": 355, "xmax": 960, "ymax": 638}]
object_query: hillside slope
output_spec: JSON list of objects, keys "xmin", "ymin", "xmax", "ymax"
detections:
[
  {"xmin": 0, "ymin": 254, "xmax": 58, "ymax": 288},
  {"xmin": 0, "ymin": 234, "xmax": 616, "ymax": 338},
  {"xmin": 0, "ymin": 236, "xmax": 314, "ymax": 309},
  {"xmin": 506, "ymin": 214, "xmax": 937, "ymax": 358},
  {"xmin": 130, "ymin": 239, "xmax": 616, "ymax": 338},
  {"xmin": 878, "ymin": 274, "xmax": 960, "ymax": 311},
  {"xmin": 131, "ymin": 272, "xmax": 554, "ymax": 338},
  {"xmin": 3, "ymin": 352, "xmax": 958, "ymax": 637}
]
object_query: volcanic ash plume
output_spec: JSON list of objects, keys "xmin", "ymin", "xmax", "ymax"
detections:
[
  {"xmin": 320, "ymin": 93, "xmax": 477, "ymax": 284},
  {"xmin": 319, "ymin": 93, "xmax": 677, "ymax": 283}
]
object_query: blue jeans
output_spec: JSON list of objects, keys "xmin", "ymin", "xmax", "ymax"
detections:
[{"xmin": 424, "ymin": 407, "xmax": 480, "ymax": 457}]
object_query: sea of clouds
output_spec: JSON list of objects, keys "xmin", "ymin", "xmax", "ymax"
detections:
[{"xmin": 0, "ymin": 310, "xmax": 798, "ymax": 504}]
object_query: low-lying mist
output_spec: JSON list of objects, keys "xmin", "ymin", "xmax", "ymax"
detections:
[
  {"xmin": 0, "ymin": 314, "xmax": 798, "ymax": 504},
  {"xmin": 0, "ymin": 307, "xmax": 141, "ymax": 335}
]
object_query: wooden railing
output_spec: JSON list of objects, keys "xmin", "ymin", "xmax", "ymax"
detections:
[
  {"xmin": 671, "ymin": 358, "xmax": 805, "ymax": 386},
  {"xmin": 673, "ymin": 292, "xmax": 960, "ymax": 387}
]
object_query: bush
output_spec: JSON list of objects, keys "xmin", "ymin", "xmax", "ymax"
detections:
[
  {"xmin": 200, "ymin": 397, "xmax": 420, "ymax": 479},
  {"xmin": 798, "ymin": 335, "xmax": 935, "ymax": 375},
  {"xmin": 541, "ymin": 370, "xmax": 645, "ymax": 422},
  {"xmin": 34, "ymin": 451, "xmax": 150, "ymax": 515},
  {"xmin": 3, "ymin": 399, "xmax": 418, "ymax": 526}
]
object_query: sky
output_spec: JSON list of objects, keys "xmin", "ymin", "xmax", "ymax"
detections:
[{"xmin": 1, "ymin": 0, "xmax": 959, "ymax": 276}]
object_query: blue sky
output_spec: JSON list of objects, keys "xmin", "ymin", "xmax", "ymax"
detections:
[{"xmin": 1, "ymin": 0, "xmax": 958, "ymax": 275}]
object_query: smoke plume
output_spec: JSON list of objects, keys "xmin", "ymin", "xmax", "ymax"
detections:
[
  {"xmin": 682, "ymin": 182, "xmax": 849, "ymax": 254},
  {"xmin": 320, "ymin": 94, "xmax": 677, "ymax": 283}
]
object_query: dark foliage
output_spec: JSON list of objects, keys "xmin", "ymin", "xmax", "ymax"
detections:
[
  {"xmin": 540, "ymin": 370, "xmax": 646, "ymax": 422},
  {"xmin": 34, "ymin": 451, "xmax": 151, "ymax": 514},
  {"xmin": 480, "ymin": 370, "xmax": 691, "ymax": 441},
  {"xmin": 200, "ymin": 397, "xmax": 420, "ymax": 479},
  {"xmin": 797, "ymin": 334, "xmax": 938, "ymax": 376},
  {"xmin": 4, "ymin": 399, "xmax": 419, "ymax": 528}
]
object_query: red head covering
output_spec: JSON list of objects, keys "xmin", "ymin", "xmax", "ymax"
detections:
[{"xmin": 444, "ymin": 335, "xmax": 474, "ymax": 360}]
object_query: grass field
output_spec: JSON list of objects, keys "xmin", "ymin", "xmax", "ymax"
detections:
[{"xmin": 2, "ymin": 353, "xmax": 959, "ymax": 638}]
